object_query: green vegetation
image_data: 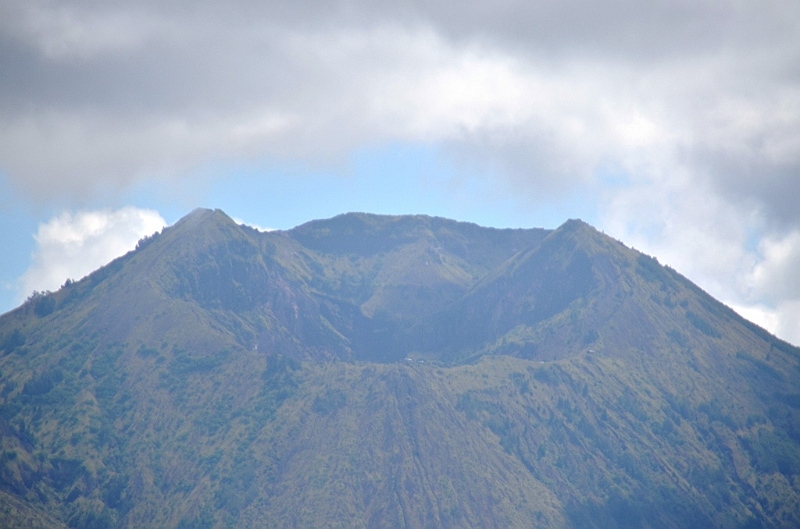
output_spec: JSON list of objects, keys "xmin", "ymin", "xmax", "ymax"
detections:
[
  {"xmin": 0, "ymin": 208, "xmax": 799, "ymax": 527},
  {"xmin": 0, "ymin": 329, "xmax": 25, "ymax": 354}
]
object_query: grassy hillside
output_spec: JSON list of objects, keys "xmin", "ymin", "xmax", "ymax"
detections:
[{"xmin": 0, "ymin": 209, "xmax": 798, "ymax": 528}]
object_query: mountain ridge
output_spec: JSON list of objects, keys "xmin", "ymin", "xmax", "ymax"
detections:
[{"xmin": 1, "ymin": 208, "xmax": 799, "ymax": 528}]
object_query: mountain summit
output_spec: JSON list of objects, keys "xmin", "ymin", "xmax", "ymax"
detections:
[{"xmin": 1, "ymin": 209, "xmax": 799, "ymax": 528}]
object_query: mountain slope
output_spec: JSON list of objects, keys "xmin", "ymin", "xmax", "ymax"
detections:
[{"xmin": 0, "ymin": 209, "xmax": 799, "ymax": 528}]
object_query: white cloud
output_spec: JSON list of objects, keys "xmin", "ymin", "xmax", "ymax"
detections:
[
  {"xmin": 743, "ymin": 231, "xmax": 800, "ymax": 345},
  {"xmin": 731, "ymin": 301, "xmax": 800, "ymax": 348},
  {"xmin": 232, "ymin": 217, "xmax": 274, "ymax": 232},
  {"xmin": 600, "ymin": 171, "xmax": 800, "ymax": 346},
  {"xmin": 18, "ymin": 207, "xmax": 166, "ymax": 300},
  {"xmin": 773, "ymin": 300, "xmax": 800, "ymax": 346},
  {"xmin": 750, "ymin": 230, "xmax": 800, "ymax": 304}
]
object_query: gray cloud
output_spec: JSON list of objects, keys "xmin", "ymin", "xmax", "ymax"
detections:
[
  {"xmin": 692, "ymin": 143, "xmax": 800, "ymax": 230},
  {"xmin": 0, "ymin": 4, "xmax": 797, "ymax": 222},
  {"xmin": 2, "ymin": 1, "xmax": 797, "ymax": 219}
]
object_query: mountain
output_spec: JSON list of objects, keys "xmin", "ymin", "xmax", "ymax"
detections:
[{"xmin": 1, "ymin": 208, "xmax": 799, "ymax": 528}]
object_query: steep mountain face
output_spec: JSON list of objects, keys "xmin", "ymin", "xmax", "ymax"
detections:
[{"xmin": 1, "ymin": 209, "xmax": 799, "ymax": 528}]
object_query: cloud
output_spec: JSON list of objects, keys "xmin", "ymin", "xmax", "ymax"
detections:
[
  {"xmin": 745, "ymin": 231, "xmax": 800, "ymax": 344},
  {"xmin": 1, "ymin": 2, "xmax": 796, "ymax": 213},
  {"xmin": 600, "ymin": 162, "xmax": 800, "ymax": 346},
  {"xmin": 18, "ymin": 207, "xmax": 166, "ymax": 299},
  {"xmin": 232, "ymin": 217, "xmax": 274, "ymax": 232}
]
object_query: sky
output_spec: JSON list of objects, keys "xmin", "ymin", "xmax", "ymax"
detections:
[{"xmin": 1, "ymin": 1, "xmax": 799, "ymax": 345}]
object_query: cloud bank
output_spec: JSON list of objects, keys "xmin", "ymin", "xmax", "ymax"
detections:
[{"xmin": 1, "ymin": 1, "xmax": 799, "ymax": 342}]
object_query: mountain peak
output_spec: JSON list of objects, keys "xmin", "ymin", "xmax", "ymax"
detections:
[
  {"xmin": 169, "ymin": 207, "xmax": 237, "ymax": 233},
  {"xmin": 551, "ymin": 217, "xmax": 605, "ymax": 242},
  {"xmin": 559, "ymin": 217, "xmax": 590, "ymax": 228}
]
